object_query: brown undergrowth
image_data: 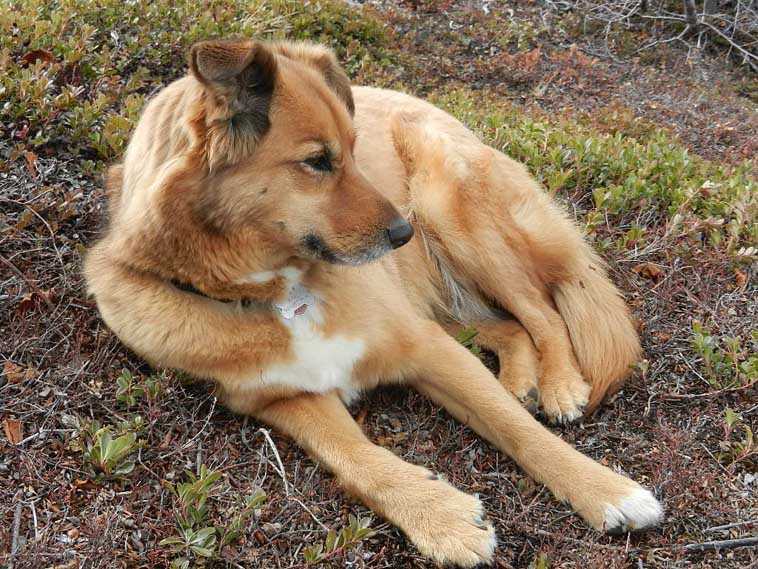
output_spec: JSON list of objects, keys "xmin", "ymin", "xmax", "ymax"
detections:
[{"xmin": 1, "ymin": 1, "xmax": 755, "ymax": 567}]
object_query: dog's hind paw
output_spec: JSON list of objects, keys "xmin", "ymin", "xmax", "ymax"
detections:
[{"xmin": 537, "ymin": 369, "xmax": 591, "ymax": 424}]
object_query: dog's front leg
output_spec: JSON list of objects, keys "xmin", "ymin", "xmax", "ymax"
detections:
[
  {"xmin": 408, "ymin": 321, "xmax": 663, "ymax": 534},
  {"xmin": 255, "ymin": 390, "xmax": 496, "ymax": 567}
]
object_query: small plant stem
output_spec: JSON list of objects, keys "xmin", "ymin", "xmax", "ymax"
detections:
[{"xmin": 10, "ymin": 492, "xmax": 23, "ymax": 569}]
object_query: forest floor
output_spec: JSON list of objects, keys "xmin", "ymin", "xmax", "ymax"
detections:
[{"xmin": 1, "ymin": 1, "xmax": 755, "ymax": 568}]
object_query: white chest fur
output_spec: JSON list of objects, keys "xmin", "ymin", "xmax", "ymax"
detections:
[{"xmin": 245, "ymin": 269, "xmax": 365, "ymax": 397}]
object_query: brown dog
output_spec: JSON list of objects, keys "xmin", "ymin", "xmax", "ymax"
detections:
[{"xmin": 85, "ymin": 39, "xmax": 662, "ymax": 566}]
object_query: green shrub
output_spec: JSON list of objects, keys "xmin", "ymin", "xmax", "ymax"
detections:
[
  {"xmin": 431, "ymin": 89, "xmax": 757, "ymax": 252},
  {"xmin": 302, "ymin": 515, "xmax": 374, "ymax": 565},
  {"xmin": 83, "ymin": 423, "xmax": 139, "ymax": 477},
  {"xmin": 691, "ymin": 322, "xmax": 757, "ymax": 389},
  {"xmin": 160, "ymin": 465, "xmax": 267, "ymax": 567},
  {"xmin": 0, "ymin": 0, "xmax": 388, "ymax": 160}
]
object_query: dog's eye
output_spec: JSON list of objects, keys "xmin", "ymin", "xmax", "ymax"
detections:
[{"xmin": 303, "ymin": 153, "xmax": 332, "ymax": 173}]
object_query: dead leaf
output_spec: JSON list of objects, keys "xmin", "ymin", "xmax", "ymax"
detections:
[
  {"xmin": 24, "ymin": 151, "xmax": 38, "ymax": 179},
  {"xmin": 20, "ymin": 49, "xmax": 55, "ymax": 67},
  {"xmin": 13, "ymin": 208, "xmax": 35, "ymax": 232},
  {"xmin": 2, "ymin": 361, "xmax": 36, "ymax": 384},
  {"xmin": 16, "ymin": 289, "xmax": 54, "ymax": 315},
  {"xmin": 632, "ymin": 262, "xmax": 664, "ymax": 281},
  {"xmin": 3, "ymin": 361, "xmax": 24, "ymax": 384},
  {"xmin": 3, "ymin": 418, "xmax": 23, "ymax": 445},
  {"xmin": 735, "ymin": 269, "xmax": 747, "ymax": 289}
]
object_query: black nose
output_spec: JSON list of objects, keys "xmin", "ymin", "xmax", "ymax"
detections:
[{"xmin": 387, "ymin": 217, "xmax": 414, "ymax": 249}]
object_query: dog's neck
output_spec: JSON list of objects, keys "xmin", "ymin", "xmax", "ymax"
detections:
[{"xmin": 170, "ymin": 264, "xmax": 318, "ymax": 320}]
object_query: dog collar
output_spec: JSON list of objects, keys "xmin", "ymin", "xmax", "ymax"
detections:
[
  {"xmin": 171, "ymin": 279, "xmax": 313, "ymax": 319},
  {"xmin": 170, "ymin": 280, "xmax": 250, "ymax": 305}
]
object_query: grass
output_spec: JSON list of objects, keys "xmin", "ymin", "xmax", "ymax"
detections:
[{"xmin": 1, "ymin": 0, "xmax": 756, "ymax": 567}]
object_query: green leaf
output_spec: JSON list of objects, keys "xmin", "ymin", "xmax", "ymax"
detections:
[
  {"xmin": 113, "ymin": 460, "xmax": 135, "ymax": 476},
  {"xmin": 325, "ymin": 529, "xmax": 337, "ymax": 552},
  {"xmin": 724, "ymin": 407, "xmax": 742, "ymax": 428},
  {"xmin": 159, "ymin": 537, "xmax": 185, "ymax": 547},
  {"xmin": 455, "ymin": 327, "xmax": 479, "ymax": 347},
  {"xmin": 170, "ymin": 558, "xmax": 190, "ymax": 569},
  {"xmin": 190, "ymin": 545, "xmax": 215, "ymax": 558},
  {"xmin": 192, "ymin": 526, "xmax": 217, "ymax": 545}
]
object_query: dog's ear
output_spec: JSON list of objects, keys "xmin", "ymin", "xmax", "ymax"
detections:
[
  {"xmin": 320, "ymin": 51, "xmax": 355, "ymax": 117},
  {"xmin": 189, "ymin": 39, "xmax": 277, "ymax": 130},
  {"xmin": 312, "ymin": 50, "xmax": 354, "ymax": 117},
  {"xmin": 270, "ymin": 42, "xmax": 354, "ymax": 117}
]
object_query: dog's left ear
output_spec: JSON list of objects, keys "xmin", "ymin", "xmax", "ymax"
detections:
[
  {"xmin": 271, "ymin": 42, "xmax": 354, "ymax": 117},
  {"xmin": 312, "ymin": 50, "xmax": 354, "ymax": 117},
  {"xmin": 189, "ymin": 39, "xmax": 277, "ymax": 130}
]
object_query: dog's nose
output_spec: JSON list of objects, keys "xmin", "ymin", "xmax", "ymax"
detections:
[{"xmin": 387, "ymin": 217, "xmax": 414, "ymax": 249}]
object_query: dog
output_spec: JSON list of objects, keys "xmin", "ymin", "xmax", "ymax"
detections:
[{"xmin": 84, "ymin": 39, "xmax": 663, "ymax": 566}]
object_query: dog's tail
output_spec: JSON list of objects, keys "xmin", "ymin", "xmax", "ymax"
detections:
[{"xmin": 552, "ymin": 245, "xmax": 641, "ymax": 413}]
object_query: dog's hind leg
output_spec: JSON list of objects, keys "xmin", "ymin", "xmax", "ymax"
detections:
[
  {"xmin": 445, "ymin": 319, "xmax": 540, "ymax": 410},
  {"xmin": 393, "ymin": 112, "xmax": 639, "ymax": 421},
  {"xmin": 256, "ymin": 391, "xmax": 496, "ymax": 567},
  {"xmin": 413, "ymin": 194, "xmax": 591, "ymax": 422},
  {"xmin": 408, "ymin": 320, "xmax": 663, "ymax": 534}
]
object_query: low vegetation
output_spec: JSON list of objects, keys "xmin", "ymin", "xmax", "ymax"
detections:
[
  {"xmin": 160, "ymin": 465, "xmax": 267, "ymax": 568},
  {"xmin": 433, "ymin": 90, "xmax": 756, "ymax": 253},
  {"xmin": 1, "ymin": 0, "xmax": 755, "ymax": 567},
  {"xmin": 0, "ymin": 0, "xmax": 389, "ymax": 162}
]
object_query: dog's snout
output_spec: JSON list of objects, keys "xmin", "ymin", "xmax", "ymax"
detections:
[{"xmin": 387, "ymin": 217, "xmax": 414, "ymax": 249}]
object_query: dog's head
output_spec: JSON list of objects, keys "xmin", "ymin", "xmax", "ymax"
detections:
[{"xmin": 110, "ymin": 39, "xmax": 411, "ymax": 293}]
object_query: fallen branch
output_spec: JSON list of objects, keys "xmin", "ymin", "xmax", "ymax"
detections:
[
  {"xmin": 659, "ymin": 381, "xmax": 757, "ymax": 400},
  {"xmin": 684, "ymin": 536, "xmax": 758, "ymax": 551},
  {"xmin": 706, "ymin": 519, "xmax": 757, "ymax": 533},
  {"xmin": 683, "ymin": 0, "xmax": 698, "ymax": 28},
  {"xmin": 0, "ymin": 253, "xmax": 54, "ymax": 310},
  {"xmin": 257, "ymin": 427, "xmax": 290, "ymax": 497},
  {"xmin": 550, "ymin": 0, "xmax": 758, "ymax": 70}
]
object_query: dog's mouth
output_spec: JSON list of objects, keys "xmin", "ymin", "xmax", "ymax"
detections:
[
  {"xmin": 301, "ymin": 218, "xmax": 413, "ymax": 266},
  {"xmin": 301, "ymin": 233, "xmax": 394, "ymax": 266}
]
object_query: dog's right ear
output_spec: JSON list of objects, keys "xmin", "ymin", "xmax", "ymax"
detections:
[{"xmin": 189, "ymin": 40, "xmax": 277, "ymax": 130}]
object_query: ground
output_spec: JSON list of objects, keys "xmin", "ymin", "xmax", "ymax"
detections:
[{"xmin": 0, "ymin": 1, "xmax": 756, "ymax": 568}]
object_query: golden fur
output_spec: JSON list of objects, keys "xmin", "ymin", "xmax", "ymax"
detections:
[{"xmin": 85, "ymin": 40, "xmax": 660, "ymax": 566}]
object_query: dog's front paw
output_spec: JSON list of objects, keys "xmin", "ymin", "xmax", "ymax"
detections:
[
  {"xmin": 575, "ymin": 477, "xmax": 663, "ymax": 534},
  {"xmin": 399, "ymin": 476, "xmax": 496, "ymax": 567},
  {"xmin": 602, "ymin": 487, "xmax": 664, "ymax": 534}
]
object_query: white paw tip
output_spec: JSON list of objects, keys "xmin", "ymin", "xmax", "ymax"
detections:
[
  {"xmin": 604, "ymin": 487, "xmax": 663, "ymax": 534},
  {"xmin": 484, "ymin": 526, "xmax": 497, "ymax": 559}
]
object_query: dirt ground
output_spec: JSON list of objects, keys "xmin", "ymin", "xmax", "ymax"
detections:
[{"xmin": 1, "ymin": 1, "xmax": 756, "ymax": 568}]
